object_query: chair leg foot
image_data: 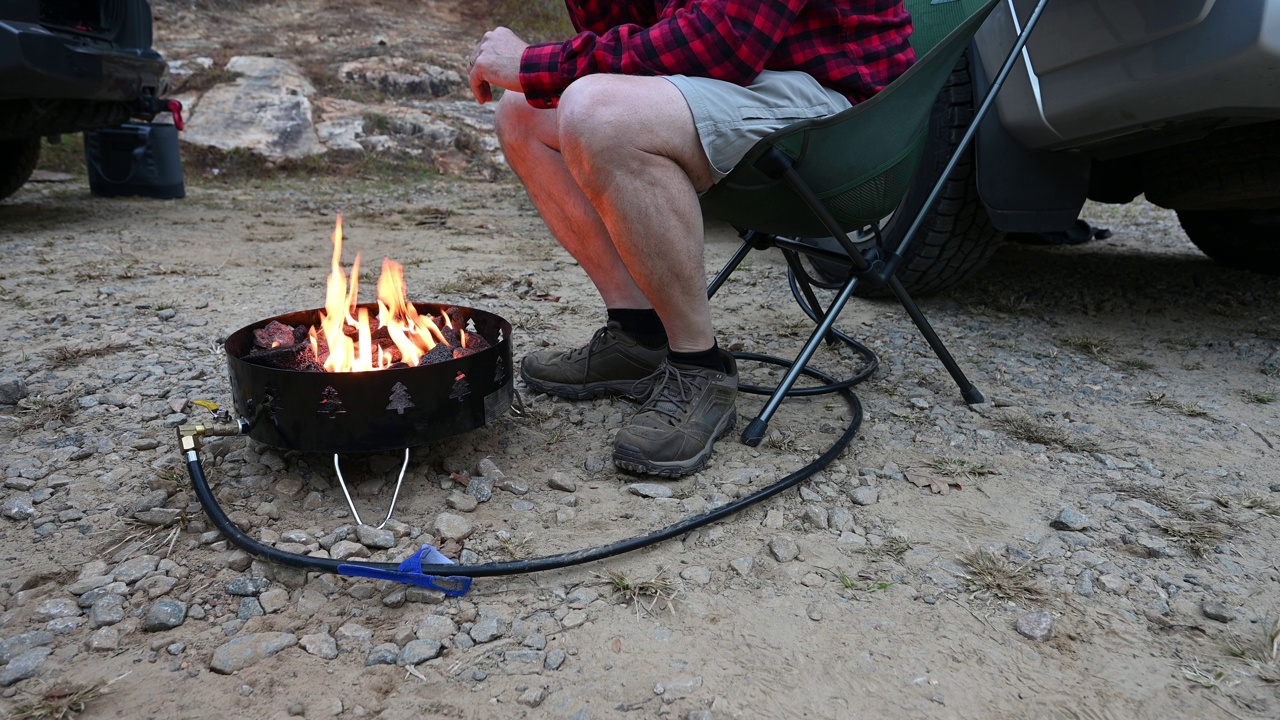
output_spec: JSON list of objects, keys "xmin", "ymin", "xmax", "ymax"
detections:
[
  {"xmin": 962, "ymin": 386, "xmax": 986, "ymax": 405},
  {"xmin": 741, "ymin": 418, "xmax": 769, "ymax": 447}
]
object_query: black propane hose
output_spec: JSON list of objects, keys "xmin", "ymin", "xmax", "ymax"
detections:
[{"xmin": 183, "ymin": 357, "xmax": 864, "ymax": 581}]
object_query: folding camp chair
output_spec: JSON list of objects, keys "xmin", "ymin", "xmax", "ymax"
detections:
[{"xmin": 701, "ymin": 0, "xmax": 1049, "ymax": 445}]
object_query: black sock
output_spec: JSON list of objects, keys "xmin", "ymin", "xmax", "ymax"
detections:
[
  {"xmin": 607, "ymin": 308, "xmax": 668, "ymax": 349},
  {"xmin": 669, "ymin": 342, "xmax": 725, "ymax": 372}
]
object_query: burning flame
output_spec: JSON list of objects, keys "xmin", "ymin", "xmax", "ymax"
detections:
[{"xmin": 308, "ymin": 215, "xmax": 456, "ymax": 372}]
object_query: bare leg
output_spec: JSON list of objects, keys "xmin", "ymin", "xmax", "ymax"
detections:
[
  {"xmin": 555, "ymin": 75, "xmax": 717, "ymax": 353},
  {"xmin": 494, "ymin": 91, "xmax": 650, "ymax": 311}
]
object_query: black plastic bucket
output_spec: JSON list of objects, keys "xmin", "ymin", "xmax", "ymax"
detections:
[{"xmin": 84, "ymin": 121, "xmax": 185, "ymax": 199}]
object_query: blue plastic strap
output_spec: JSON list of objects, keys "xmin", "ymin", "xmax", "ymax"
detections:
[{"xmin": 338, "ymin": 545, "xmax": 473, "ymax": 596}]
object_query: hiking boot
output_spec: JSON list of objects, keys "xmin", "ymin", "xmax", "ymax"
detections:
[
  {"xmin": 520, "ymin": 321, "xmax": 668, "ymax": 400},
  {"xmin": 612, "ymin": 351, "xmax": 738, "ymax": 478}
]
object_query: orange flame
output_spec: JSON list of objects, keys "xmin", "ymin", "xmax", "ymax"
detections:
[{"xmin": 307, "ymin": 215, "xmax": 459, "ymax": 372}]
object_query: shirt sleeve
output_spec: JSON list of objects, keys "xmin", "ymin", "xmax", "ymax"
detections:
[{"xmin": 520, "ymin": 0, "xmax": 811, "ymax": 108}]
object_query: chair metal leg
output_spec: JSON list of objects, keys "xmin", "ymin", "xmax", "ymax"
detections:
[
  {"xmin": 887, "ymin": 276, "xmax": 985, "ymax": 405},
  {"xmin": 740, "ymin": 273, "xmax": 863, "ymax": 446}
]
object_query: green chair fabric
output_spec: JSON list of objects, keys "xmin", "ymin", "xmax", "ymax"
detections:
[{"xmin": 698, "ymin": 0, "xmax": 1001, "ymax": 238}]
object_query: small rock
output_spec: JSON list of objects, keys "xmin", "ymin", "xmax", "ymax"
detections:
[
  {"xmin": 398, "ymin": 639, "xmax": 442, "ymax": 665},
  {"xmin": 142, "ymin": 600, "xmax": 187, "ymax": 631},
  {"xmin": 0, "ymin": 647, "xmax": 52, "ymax": 686},
  {"xmin": 470, "ymin": 617, "xmax": 506, "ymax": 643},
  {"xmin": 113, "ymin": 555, "xmax": 160, "ymax": 584},
  {"xmin": 848, "ymin": 486, "xmax": 879, "ymax": 506},
  {"xmin": 561, "ymin": 610, "xmax": 587, "ymax": 629},
  {"xmin": 134, "ymin": 508, "xmax": 182, "ymax": 526},
  {"xmin": 87, "ymin": 627, "xmax": 119, "ymax": 652},
  {"xmin": 300, "ymin": 633, "xmax": 339, "ymax": 660},
  {"xmin": 466, "ymin": 476, "xmax": 495, "ymax": 502},
  {"xmin": 497, "ymin": 479, "xmax": 530, "ymax": 495},
  {"xmin": 1016, "ymin": 611, "xmax": 1054, "ymax": 642},
  {"xmin": 806, "ymin": 604, "xmax": 823, "ymax": 621},
  {"xmin": 33, "ymin": 598, "xmax": 81, "ymax": 622},
  {"xmin": 330, "ymin": 541, "xmax": 371, "ymax": 561},
  {"xmin": 1051, "ymin": 507, "xmax": 1092, "ymax": 531},
  {"xmin": 432, "ymin": 513, "xmax": 474, "ymax": 541},
  {"xmin": 762, "ymin": 509, "xmax": 785, "ymax": 530},
  {"xmin": 89, "ymin": 596, "xmax": 126, "ymax": 628},
  {"xmin": 446, "ymin": 491, "xmax": 479, "ymax": 513},
  {"xmin": 226, "ymin": 550, "xmax": 253, "ymax": 572},
  {"xmin": 259, "ymin": 588, "xmax": 290, "ymax": 614},
  {"xmin": 1097, "ymin": 573, "xmax": 1129, "ymax": 595},
  {"xmin": 355, "ymin": 524, "xmax": 396, "ymax": 549},
  {"xmin": 415, "ymin": 615, "xmax": 458, "ymax": 643},
  {"xmin": 210, "ymin": 632, "xmax": 297, "ymax": 674},
  {"xmin": 478, "ymin": 457, "xmax": 505, "ymax": 479},
  {"xmin": 366, "ymin": 643, "xmax": 400, "ymax": 666},
  {"xmin": 729, "ymin": 557, "xmax": 754, "ymax": 576},
  {"xmin": 0, "ymin": 375, "xmax": 28, "ymax": 405},
  {"xmin": 679, "ymin": 567, "xmax": 712, "ymax": 585},
  {"xmin": 629, "ymin": 483, "xmax": 673, "ymax": 499},
  {"xmin": 548, "ymin": 473, "xmax": 577, "ymax": 492},
  {"xmin": 517, "ymin": 687, "xmax": 546, "ymax": 708},
  {"xmin": 768, "ymin": 536, "xmax": 800, "ymax": 563},
  {"xmin": 1202, "ymin": 601, "xmax": 1234, "ymax": 623},
  {"xmin": 226, "ymin": 577, "xmax": 271, "ymax": 597},
  {"xmin": 0, "ymin": 632, "xmax": 54, "ymax": 664},
  {"xmin": 545, "ymin": 648, "xmax": 567, "ymax": 670},
  {"xmin": 2, "ymin": 494, "xmax": 36, "ymax": 521}
]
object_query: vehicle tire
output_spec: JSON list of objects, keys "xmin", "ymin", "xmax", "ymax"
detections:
[
  {"xmin": 1145, "ymin": 122, "xmax": 1280, "ymax": 211},
  {"xmin": 0, "ymin": 137, "xmax": 41, "ymax": 201},
  {"xmin": 808, "ymin": 52, "xmax": 1005, "ymax": 297},
  {"xmin": 1177, "ymin": 209, "xmax": 1280, "ymax": 275}
]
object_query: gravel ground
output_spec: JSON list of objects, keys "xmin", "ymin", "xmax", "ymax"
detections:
[{"xmin": 1, "ymin": 164, "xmax": 1278, "ymax": 719}]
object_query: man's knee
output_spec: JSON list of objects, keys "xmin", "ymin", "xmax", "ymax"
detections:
[{"xmin": 494, "ymin": 90, "xmax": 538, "ymax": 151}]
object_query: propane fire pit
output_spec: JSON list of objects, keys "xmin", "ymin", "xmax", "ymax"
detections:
[{"xmin": 180, "ymin": 217, "xmax": 867, "ymax": 590}]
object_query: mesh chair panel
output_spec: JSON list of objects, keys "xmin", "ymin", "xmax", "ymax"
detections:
[{"xmin": 699, "ymin": 0, "xmax": 999, "ymax": 238}]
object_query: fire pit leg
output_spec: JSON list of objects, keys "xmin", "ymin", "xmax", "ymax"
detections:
[{"xmin": 333, "ymin": 447, "xmax": 411, "ymax": 529}]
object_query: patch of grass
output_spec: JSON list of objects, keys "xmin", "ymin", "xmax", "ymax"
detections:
[
  {"xmin": 866, "ymin": 536, "xmax": 912, "ymax": 563},
  {"xmin": 1154, "ymin": 518, "xmax": 1227, "ymax": 558},
  {"xmin": 1059, "ymin": 334, "xmax": 1117, "ymax": 362},
  {"xmin": 959, "ymin": 549, "xmax": 1041, "ymax": 603},
  {"xmin": 1118, "ymin": 358, "xmax": 1156, "ymax": 372},
  {"xmin": 17, "ymin": 393, "xmax": 79, "ymax": 430},
  {"xmin": 43, "ymin": 343, "xmax": 130, "ymax": 370},
  {"xmin": 1239, "ymin": 389, "xmax": 1277, "ymax": 405},
  {"xmin": 9, "ymin": 677, "xmax": 119, "ymax": 720},
  {"xmin": 1262, "ymin": 365, "xmax": 1280, "ymax": 378},
  {"xmin": 495, "ymin": 530, "xmax": 530, "ymax": 560},
  {"xmin": 434, "ymin": 270, "xmax": 507, "ymax": 295},
  {"xmin": 812, "ymin": 566, "xmax": 855, "ymax": 590},
  {"xmin": 478, "ymin": 0, "xmax": 575, "ymax": 42},
  {"xmin": 1241, "ymin": 493, "xmax": 1280, "ymax": 518},
  {"xmin": 595, "ymin": 568, "xmax": 678, "ymax": 615},
  {"xmin": 992, "ymin": 413, "xmax": 1100, "ymax": 453},
  {"xmin": 1226, "ymin": 618, "xmax": 1280, "ymax": 683},
  {"xmin": 923, "ymin": 456, "xmax": 996, "ymax": 479},
  {"xmin": 1137, "ymin": 391, "xmax": 1212, "ymax": 419},
  {"xmin": 1180, "ymin": 660, "xmax": 1239, "ymax": 693}
]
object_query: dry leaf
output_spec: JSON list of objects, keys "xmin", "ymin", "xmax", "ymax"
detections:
[{"xmin": 906, "ymin": 474, "xmax": 963, "ymax": 495}]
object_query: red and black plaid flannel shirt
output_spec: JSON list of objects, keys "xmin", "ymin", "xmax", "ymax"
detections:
[{"xmin": 519, "ymin": 0, "xmax": 914, "ymax": 109}]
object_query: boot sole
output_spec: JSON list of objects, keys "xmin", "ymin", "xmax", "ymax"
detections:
[
  {"xmin": 612, "ymin": 407, "xmax": 737, "ymax": 479},
  {"xmin": 520, "ymin": 368, "xmax": 641, "ymax": 400}
]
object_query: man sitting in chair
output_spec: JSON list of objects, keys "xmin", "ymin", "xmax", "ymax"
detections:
[{"xmin": 468, "ymin": 1, "xmax": 914, "ymax": 477}]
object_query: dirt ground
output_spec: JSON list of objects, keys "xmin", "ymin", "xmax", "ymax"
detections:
[{"xmin": 2, "ymin": 2, "xmax": 1279, "ymax": 719}]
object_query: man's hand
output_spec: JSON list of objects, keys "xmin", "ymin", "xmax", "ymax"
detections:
[{"xmin": 469, "ymin": 27, "xmax": 528, "ymax": 104}]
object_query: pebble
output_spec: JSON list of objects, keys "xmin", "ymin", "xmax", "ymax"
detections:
[
  {"xmin": 1097, "ymin": 574, "xmax": 1129, "ymax": 595},
  {"xmin": 397, "ymin": 639, "xmax": 442, "ymax": 665},
  {"xmin": 237, "ymin": 598, "xmax": 265, "ymax": 620},
  {"xmin": 365, "ymin": 643, "xmax": 399, "ymax": 666},
  {"xmin": 226, "ymin": 577, "xmax": 271, "ymax": 597},
  {"xmin": 729, "ymin": 557, "xmax": 754, "ymax": 577},
  {"xmin": 629, "ymin": 483, "xmax": 674, "ymax": 499},
  {"xmin": 1051, "ymin": 507, "xmax": 1093, "ymax": 531},
  {"xmin": 142, "ymin": 600, "xmax": 187, "ymax": 631},
  {"xmin": 0, "ymin": 375, "xmax": 28, "ymax": 405},
  {"xmin": 300, "ymin": 633, "xmax": 339, "ymax": 660},
  {"xmin": 478, "ymin": 457, "xmax": 505, "ymax": 479},
  {"xmin": 0, "ymin": 631, "xmax": 54, "ymax": 664},
  {"xmin": 848, "ymin": 486, "xmax": 879, "ymax": 506},
  {"xmin": 259, "ymin": 588, "xmax": 290, "ymax": 614},
  {"xmin": 432, "ymin": 513, "xmax": 474, "ymax": 540},
  {"xmin": 548, "ymin": 473, "xmax": 577, "ymax": 492},
  {"xmin": 497, "ymin": 479, "xmax": 530, "ymax": 495},
  {"xmin": 330, "ymin": 541, "xmax": 370, "ymax": 561},
  {"xmin": 355, "ymin": 524, "xmax": 396, "ymax": 549},
  {"xmin": 87, "ymin": 627, "xmax": 119, "ymax": 652},
  {"xmin": 1201, "ymin": 601, "xmax": 1234, "ymax": 623},
  {"xmin": 0, "ymin": 647, "xmax": 52, "ymax": 686},
  {"xmin": 517, "ymin": 687, "xmax": 546, "ymax": 708},
  {"xmin": 89, "ymin": 595, "xmax": 126, "ymax": 628},
  {"xmin": 446, "ymin": 491, "xmax": 479, "ymax": 513},
  {"xmin": 113, "ymin": 555, "xmax": 160, "ymax": 584},
  {"xmin": 33, "ymin": 598, "xmax": 81, "ymax": 622},
  {"xmin": 680, "ymin": 567, "xmax": 712, "ymax": 585},
  {"xmin": 1016, "ymin": 611, "xmax": 1054, "ymax": 642},
  {"xmin": 416, "ymin": 615, "xmax": 458, "ymax": 643},
  {"xmin": 769, "ymin": 536, "xmax": 800, "ymax": 563},
  {"xmin": 2, "ymin": 494, "xmax": 36, "ymax": 520},
  {"xmin": 470, "ymin": 617, "xmax": 506, "ymax": 643},
  {"xmin": 545, "ymin": 648, "xmax": 567, "ymax": 670},
  {"xmin": 466, "ymin": 476, "xmax": 495, "ymax": 503},
  {"xmin": 209, "ymin": 632, "xmax": 297, "ymax": 674}
]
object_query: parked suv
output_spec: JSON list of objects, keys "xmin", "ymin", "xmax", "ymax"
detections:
[
  {"xmin": 825, "ymin": 0, "xmax": 1280, "ymax": 294},
  {"xmin": 0, "ymin": 0, "xmax": 169, "ymax": 200}
]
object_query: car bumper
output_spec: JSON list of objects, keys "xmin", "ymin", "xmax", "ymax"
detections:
[{"xmin": 0, "ymin": 20, "xmax": 165, "ymax": 102}]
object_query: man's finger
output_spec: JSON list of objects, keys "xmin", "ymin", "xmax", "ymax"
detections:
[{"xmin": 469, "ymin": 67, "xmax": 492, "ymax": 104}]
